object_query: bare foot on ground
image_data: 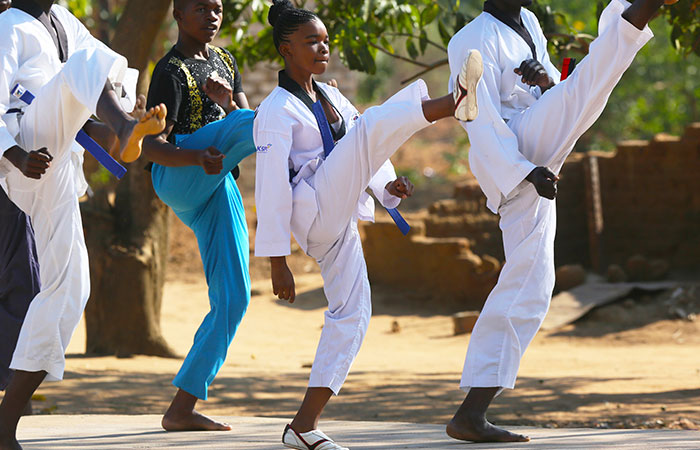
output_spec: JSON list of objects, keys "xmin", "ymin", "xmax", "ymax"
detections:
[
  {"xmin": 118, "ymin": 103, "xmax": 167, "ymax": 163},
  {"xmin": 446, "ymin": 415, "xmax": 529, "ymax": 443},
  {"xmin": 161, "ymin": 410, "xmax": 232, "ymax": 432}
]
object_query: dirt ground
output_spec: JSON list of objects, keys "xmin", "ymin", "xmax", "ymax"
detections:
[{"xmin": 19, "ymin": 121, "xmax": 700, "ymax": 431}]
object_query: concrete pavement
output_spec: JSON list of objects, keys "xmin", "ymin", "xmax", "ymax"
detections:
[{"xmin": 15, "ymin": 415, "xmax": 699, "ymax": 449}]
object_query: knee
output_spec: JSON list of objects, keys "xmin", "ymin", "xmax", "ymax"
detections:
[
  {"xmin": 225, "ymin": 294, "xmax": 250, "ymax": 325},
  {"xmin": 327, "ymin": 291, "xmax": 371, "ymax": 326}
]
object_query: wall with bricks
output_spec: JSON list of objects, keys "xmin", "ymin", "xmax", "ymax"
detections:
[
  {"xmin": 419, "ymin": 156, "xmax": 593, "ymax": 269},
  {"xmin": 361, "ymin": 123, "xmax": 700, "ymax": 310},
  {"xmin": 596, "ymin": 124, "xmax": 700, "ymax": 269},
  {"xmin": 419, "ymin": 123, "xmax": 700, "ymax": 271}
]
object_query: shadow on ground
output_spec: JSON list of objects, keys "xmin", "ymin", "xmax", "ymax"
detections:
[{"xmin": 28, "ymin": 369, "xmax": 700, "ymax": 429}]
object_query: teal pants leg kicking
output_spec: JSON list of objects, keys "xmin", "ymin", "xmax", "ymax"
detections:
[
  {"xmin": 151, "ymin": 109, "xmax": 254, "ymax": 400},
  {"xmin": 152, "ymin": 109, "xmax": 255, "ymax": 211}
]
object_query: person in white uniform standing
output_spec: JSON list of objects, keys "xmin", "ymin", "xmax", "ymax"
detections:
[
  {"xmin": 254, "ymin": 1, "xmax": 483, "ymax": 448},
  {"xmin": 0, "ymin": 1, "xmax": 167, "ymax": 448},
  {"xmin": 445, "ymin": 0, "xmax": 681, "ymax": 443}
]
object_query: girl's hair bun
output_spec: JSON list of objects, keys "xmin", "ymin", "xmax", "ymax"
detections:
[{"xmin": 268, "ymin": 0, "xmax": 295, "ymax": 27}]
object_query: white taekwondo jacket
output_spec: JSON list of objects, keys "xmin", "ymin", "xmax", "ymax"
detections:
[
  {"xmin": 254, "ymin": 81, "xmax": 401, "ymax": 257},
  {"xmin": 447, "ymin": 6, "xmax": 561, "ymax": 214}
]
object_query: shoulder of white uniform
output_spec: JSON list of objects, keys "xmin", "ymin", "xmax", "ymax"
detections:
[
  {"xmin": 0, "ymin": 9, "xmax": 26, "ymax": 27},
  {"xmin": 50, "ymin": 4, "xmax": 80, "ymax": 24},
  {"xmin": 0, "ymin": 11, "xmax": 26, "ymax": 47},
  {"xmin": 317, "ymin": 83, "xmax": 353, "ymax": 109},
  {"xmin": 255, "ymin": 87, "xmax": 297, "ymax": 134},
  {"xmin": 521, "ymin": 8, "xmax": 544, "ymax": 33},
  {"xmin": 448, "ymin": 13, "xmax": 501, "ymax": 64},
  {"xmin": 521, "ymin": 7, "xmax": 538, "ymax": 21},
  {"xmin": 448, "ymin": 13, "xmax": 495, "ymax": 50}
]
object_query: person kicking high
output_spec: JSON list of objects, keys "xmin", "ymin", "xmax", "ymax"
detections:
[
  {"xmin": 446, "ymin": 0, "xmax": 681, "ymax": 443},
  {"xmin": 0, "ymin": 1, "xmax": 165, "ymax": 448}
]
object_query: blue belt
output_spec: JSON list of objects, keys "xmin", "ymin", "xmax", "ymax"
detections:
[
  {"xmin": 10, "ymin": 83, "xmax": 127, "ymax": 179},
  {"xmin": 311, "ymin": 101, "xmax": 410, "ymax": 236}
]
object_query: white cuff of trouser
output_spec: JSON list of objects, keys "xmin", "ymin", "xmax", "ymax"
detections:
[{"xmin": 11, "ymin": 357, "xmax": 65, "ymax": 382}]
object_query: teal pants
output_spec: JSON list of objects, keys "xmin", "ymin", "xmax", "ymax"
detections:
[{"xmin": 151, "ymin": 109, "xmax": 255, "ymax": 400}]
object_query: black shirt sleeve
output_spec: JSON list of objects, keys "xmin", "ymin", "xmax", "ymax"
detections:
[
  {"xmin": 223, "ymin": 48, "xmax": 244, "ymax": 94},
  {"xmin": 147, "ymin": 66, "xmax": 182, "ymax": 125}
]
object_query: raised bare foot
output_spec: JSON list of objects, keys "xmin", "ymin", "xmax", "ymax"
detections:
[
  {"xmin": 161, "ymin": 409, "xmax": 232, "ymax": 432},
  {"xmin": 446, "ymin": 415, "xmax": 529, "ymax": 443},
  {"xmin": 118, "ymin": 103, "xmax": 167, "ymax": 163},
  {"xmin": 129, "ymin": 94, "xmax": 147, "ymax": 121}
]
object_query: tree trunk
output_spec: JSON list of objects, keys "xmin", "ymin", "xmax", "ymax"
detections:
[{"xmin": 82, "ymin": 0, "xmax": 176, "ymax": 357}]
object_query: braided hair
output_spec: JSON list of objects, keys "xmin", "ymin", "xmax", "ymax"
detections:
[{"xmin": 268, "ymin": 0, "xmax": 319, "ymax": 54}]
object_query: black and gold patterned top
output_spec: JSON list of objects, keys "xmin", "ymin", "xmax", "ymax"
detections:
[{"xmin": 147, "ymin": 45, "xmax": 243, "ymax": 142}]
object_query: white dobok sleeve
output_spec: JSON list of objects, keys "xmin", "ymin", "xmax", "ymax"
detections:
[
  {"xmin": 0, "ymin": 28, "xmax": 19, "ymax": 156},
  {"xmin": 449, "ymin": 37, "xmax": 536, "ymax": 201},
  {"xmin": 254, "ymin": 128, "xmax": 294, "ymax": 257},
  {"xmin": 531, "ymin": 15, "xmax": 561, "ymax": 99},
  {"xmin": 368, "ymin": 159, "xmax": 401, "ymax": 209}
]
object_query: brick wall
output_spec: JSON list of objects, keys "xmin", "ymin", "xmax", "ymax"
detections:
[
  {"xmin": 595, "ymin": 124, "xmax": 700, "ymax": 268},
  {"xmin": 526, "ymin": 123, "xmax": 700, "ymax": 270},
  {"xmin": 363, "ymin": 122, "xmax": 700, "ymax": 301}
]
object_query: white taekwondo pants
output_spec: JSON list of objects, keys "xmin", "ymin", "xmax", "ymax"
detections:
[
  {"xmin": 303, "ymin": 80, "xmax": 431, "ymax": 394},
  {"xmin": 461, "ymin": 0, "xmax": 653, "ymax": 393},
  {"xmin": 6, "ymin": 47, "xmax": 126, "ymax": 381}
]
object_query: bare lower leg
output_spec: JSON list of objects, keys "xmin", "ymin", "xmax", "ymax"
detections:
[
  {"xmin": 0, "ymin": 370, "xmax": 47, "ymax": 450},
  {"xmin": 95, "ymin": 80, "xmax": 136, "ymax": 142},
  {"xmin": 622, "ymin": 0, "xmax": 665, "ymax": 30},
  {"xmin": 421, "ymin": 94, "xmax": 456, "ymax": 123},
  {"xmin": 446, "ymin": 387, "xmax": 529, "ymax": 443},
  {"xmin": 95, "ymin": 81, "xmax": 165, "ymax": 162},
  {"xmin": 289, "ymin": 387, "xmax": 333, "ymax": 433},
  {"xmin": 161, "ymin": 389, "xmax": 231, "ymax": 432},
  {"xmin": 20, "ymin": 402, "xmax": 30, "ymax": 418}
]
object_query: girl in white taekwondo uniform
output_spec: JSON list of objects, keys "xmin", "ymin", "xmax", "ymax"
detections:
[
  {"xmin": 445, "ymin": 0, "xmax": 679, "ymax": 443},
  {"xmin": 0, "ymin": 1, "xmax": 165, "ymax": 447},
  {"xmin": 254, "ymin": 1, "xmax": 483, "ymax": 449}
]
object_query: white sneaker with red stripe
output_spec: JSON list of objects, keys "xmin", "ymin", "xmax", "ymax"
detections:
[
  {"xmin": 453, "ymin": 49, "xmax": 483, "ymax": 122},
  {"xmin": 282, "ymin": 424, "xmax": 349, "ymax": 450}
]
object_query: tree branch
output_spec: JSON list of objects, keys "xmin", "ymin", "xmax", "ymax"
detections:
[
  {"xmin": 369, "ymin": 42, "xmax": 431, "ymax": 68},
  {"xmin": 400, "ymin": 58, "xmax": 449, "ymax": 84},
  {"xmin": 383, "ymin": 32, "xmax": 447, "ymax": 52}
]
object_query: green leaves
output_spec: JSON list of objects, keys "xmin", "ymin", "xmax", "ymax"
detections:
[
  {"xmin": 218, "ymin": 0, "xmax": 464, "ymax": 74},
  {"xmin": 662, "ymin": 0, "xmax": 700, "ymax": 57}
]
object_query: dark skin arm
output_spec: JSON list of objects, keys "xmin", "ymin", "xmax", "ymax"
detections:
[
  {"xmin": 270, "ymin": 256, "xmax": 296, "ymax": 302},
  {"xmin": 142, "ymin": 78, "xmax": 251, "ymax": 172},
  {"xmin": 3, "ymin": 146, "xmax": 53, "ymax": 179},
  {"xmin": 271, "ymin": 176, "xmax": 414, "ymax": 303},
  {"xmin": 201, "ymin": 74, "xmax": 250, "ymax": 112},
  {"xmin": 514, "ymin": 59, "xmax": 556, "ymax": 93},
  {"xmin": 142, "ymin": 120, "xmax": 224, "ymax": 174}
]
